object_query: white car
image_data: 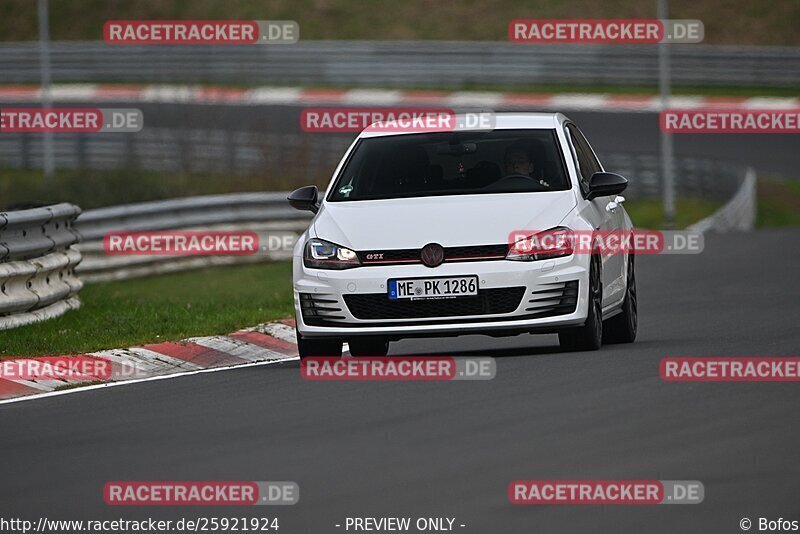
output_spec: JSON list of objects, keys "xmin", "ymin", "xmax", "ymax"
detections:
[{"xmin": 288, "ymin": 113, "xmax": 637, "ymax": 357}]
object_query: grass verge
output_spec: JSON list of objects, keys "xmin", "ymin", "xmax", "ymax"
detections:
[
  {"xmin": 0, "ymin": 168, "xmax": 312, "ymax": 211},
  {"xmin": 623, "ymin": 198, "xmax": 721, "ymax": 229},
  {"xmin": 757, "ymin": 177, "xmax": 800, "ymax": 227},
  {"xmin": 0, "ymin": 261, "xmax": 294, "ymax": 358}
]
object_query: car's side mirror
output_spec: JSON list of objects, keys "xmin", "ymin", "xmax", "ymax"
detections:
[
  {"xmin": 288, "ymin": 185, "xmax": 320, "ymax": 214},
  {"xmin": 586, "ymin": 172, "xmax": 628, "ymax": 201}
]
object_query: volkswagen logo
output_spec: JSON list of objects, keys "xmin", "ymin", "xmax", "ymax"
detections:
[{"xmin": 420, "ymin": 243, "xmax": 445, "ymax": 268}]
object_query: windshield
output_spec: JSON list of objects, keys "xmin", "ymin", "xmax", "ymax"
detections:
[{"xmin": 327, "ymin": 129, "xmax": 570, "ymax": 202}]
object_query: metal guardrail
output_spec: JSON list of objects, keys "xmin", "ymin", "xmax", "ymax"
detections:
[
  {"xmin": 0, "ymin": 203, "xmax": 83, "ymax": 330},
  {"xmin": 76, "ymin": 221, "xmax": 306, "ymax": 283},
  {"xmin": 75, "ymin": 192, "xmax": 309, "ymax": 241},
  {"xmin": 603, "ymin": 153, "xmax": 742, "ymax": 201},
  {"xmin": 74, "ymin": 194, "xmax": 311, "ymax": 282},
  {"xmin": 0, "ymin": 41, "xmax": 798, "ymax": 88},
  {"xmin": 689, "ymin": 168, "xmax": 757, "ymax": 233},
  {"xmin": 1, "ymin": 203, "xmax": 82, "ymax": 261}
]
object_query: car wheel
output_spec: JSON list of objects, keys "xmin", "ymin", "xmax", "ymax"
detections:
[
  {"xmin": 558, "ymin": 255, "xmax": 603, "ymax": 351},
  {"xmin": 297, "ymin": 331, "xmax": 343, "ymax": 359},
  {"xmin": 348, "ymin": 337, "xmax": 390, "ymax": 357},
  {"xmin": 603, "ymin": 254, "xmax": 637, "ymax": 344}
]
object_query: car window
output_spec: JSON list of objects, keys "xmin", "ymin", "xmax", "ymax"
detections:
[
  {"xmin": 327, "ymin": 129, "xmax": 570, "ymax": 202},
  {"xmin": 566, "ymin": 123, "xmax": 603, "ymax": 193}
]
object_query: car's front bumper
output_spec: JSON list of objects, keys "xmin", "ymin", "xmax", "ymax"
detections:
[{"xmin": 293, "ymin": 253, "xmax": 590, "ymax": 339}]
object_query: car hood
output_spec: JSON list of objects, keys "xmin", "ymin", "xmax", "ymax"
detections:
[{"xmin": 313, "ymin": 192, "xmax": 577, "ymax": 250}]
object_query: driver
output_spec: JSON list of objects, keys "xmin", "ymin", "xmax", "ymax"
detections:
[{"xmin": 503, "ymin": 143, "xmax": 550, "ymax": 187}]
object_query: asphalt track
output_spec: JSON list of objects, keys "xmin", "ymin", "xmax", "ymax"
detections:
[{"xmin": 1, "ymin": 227, "xmax": 798, "ymax": 533}]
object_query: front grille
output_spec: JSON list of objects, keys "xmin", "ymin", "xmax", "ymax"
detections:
[
  {"xmin": 445, "ymin": 244, "xmax": 509, "ymax": 262},
  {"xmin": 299, "ymin": 293, "xmax": 346, "ymax": 326},
  {"xmin": 359, "ymin": 244, "xmax": 508, "ymax": 266},
  {"xmin": 524, "ymin": 280, "xmax": 579, "ymax": 318},
  {"xmin": 343, "ymin": 287, "xmax": 525, "ymax": 320}
]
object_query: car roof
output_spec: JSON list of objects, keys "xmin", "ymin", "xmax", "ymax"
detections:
[{"xmin": 357, "ymin": 112, "xmax": 569, "ymax": 138}]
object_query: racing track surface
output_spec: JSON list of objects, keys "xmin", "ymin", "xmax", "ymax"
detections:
[{"xmin": 1, "ymin": 227, "xmax": 799, "ymax": 533}]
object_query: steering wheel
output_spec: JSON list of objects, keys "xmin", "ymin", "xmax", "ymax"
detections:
[
  {"xmin": 499, "ymin": 173, "xmax": 539, "ymax": 182},
  {"xmin": 491, "ymin": 173, "xmax": 543, "ymax": 186},
  {"xmin": 482, "ymin": 173, "xmax": 549, "ymax": 191}
]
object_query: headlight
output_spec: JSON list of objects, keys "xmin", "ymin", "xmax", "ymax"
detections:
[
  {"xmin": 303, "ymin": 238, "xmax": 361, "ymax": 269},
  {"xmin": 506, "ymin": 227, "xmax": 574, "ymax": 261}
]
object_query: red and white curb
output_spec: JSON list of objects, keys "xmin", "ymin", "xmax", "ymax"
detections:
[
  {"xmin": 0, "ymin": 319, "xmax": 302, "ymax": 404},
  {"xmin": 0, "ymin": 84, "xmax": 797, "ymax": 112}
]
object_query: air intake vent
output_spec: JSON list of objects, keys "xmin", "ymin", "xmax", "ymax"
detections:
[
  {"xmin": 524, "ymin": 280, "xmax": 579, "ymax": 318},
  {"xmin": 299, "ymin": 293, "xmax": 346, "ymax": 326}
]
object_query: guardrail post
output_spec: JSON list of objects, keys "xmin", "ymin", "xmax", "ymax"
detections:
[
  {"xmin": 658, "ymin": 0, "xmax": 676, "ymax": 229},
  {"xmin": 37, "ymin": 0, "xmax": 55, "ymax": 181}
]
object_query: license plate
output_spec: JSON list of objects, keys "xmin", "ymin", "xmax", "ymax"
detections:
[{"xmin": 388, "ymin": 276, "xmax": 478, "ymax": 300}]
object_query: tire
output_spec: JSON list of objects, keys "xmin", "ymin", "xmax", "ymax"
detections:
[
  {"xmin": 348, "ymin": 337, "xmax": 390, "ymax": 357},
  {"xmin": 559, "ymin": 255, "xmax": 603, "ymax": 351},
  {"xmin": 297, "ymin": 331, "xmax": 342, "ymax": 359},
  {"xmin": 603, "ymin": 254, "xmax": 638, "ymax": 344}
]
